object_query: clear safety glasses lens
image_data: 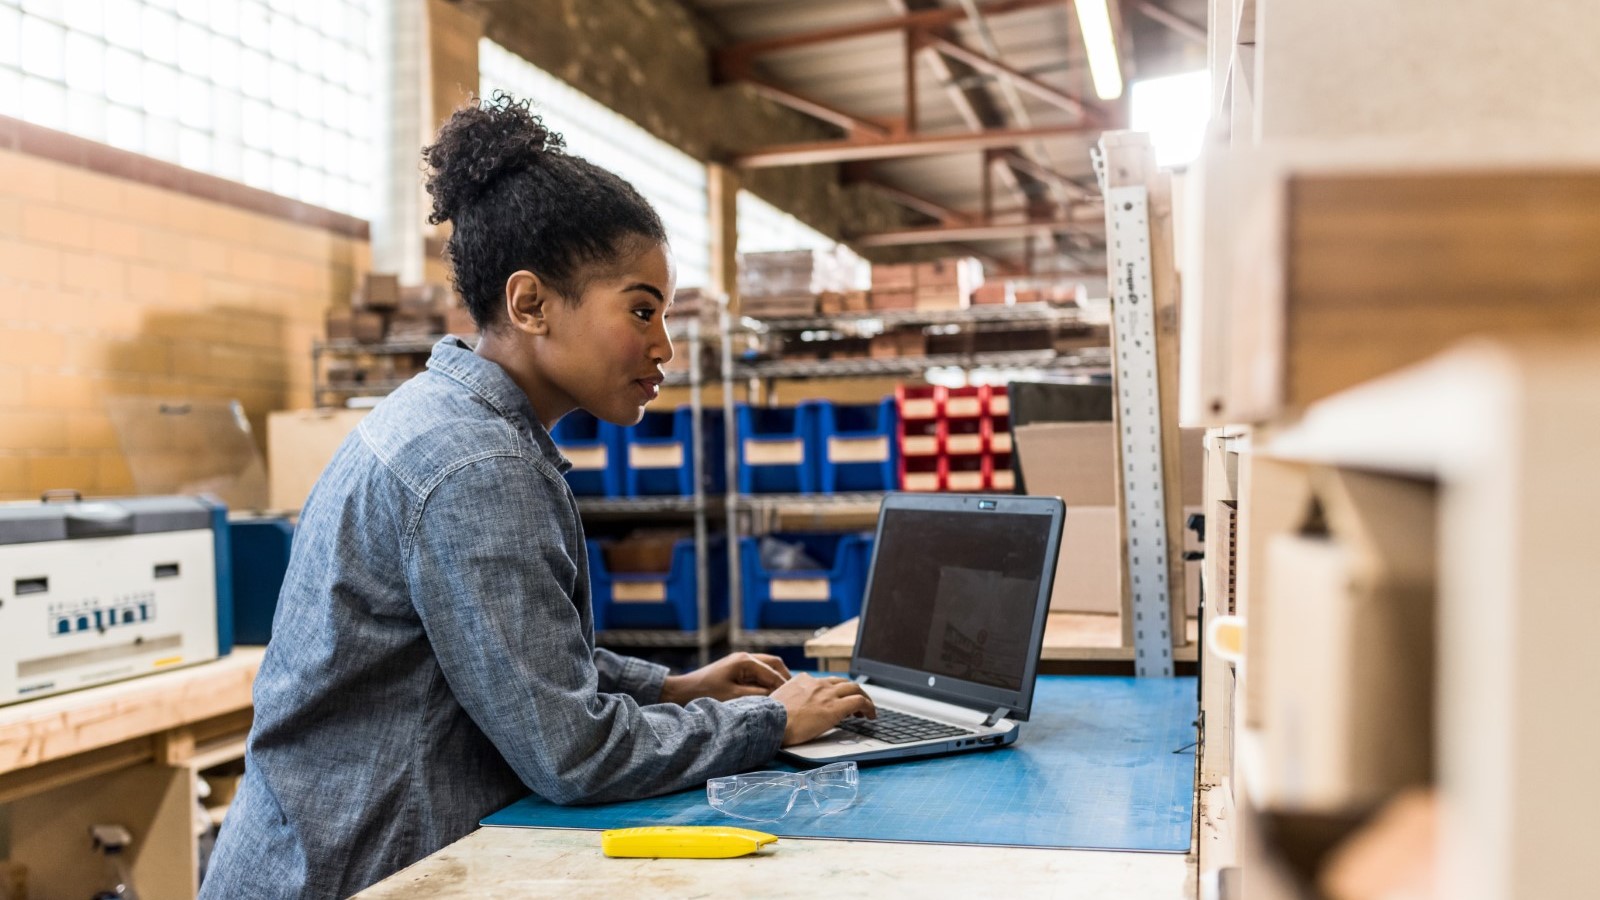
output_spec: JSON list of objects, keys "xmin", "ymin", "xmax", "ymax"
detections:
[{"xmin": 705, "ymin": 761, "xmax": 859, "ymax": 822}]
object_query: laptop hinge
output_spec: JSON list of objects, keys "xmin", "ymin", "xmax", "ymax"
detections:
[{"xmin": 982, "ymin": 708, "xmax": 1009, "ymax": 728}]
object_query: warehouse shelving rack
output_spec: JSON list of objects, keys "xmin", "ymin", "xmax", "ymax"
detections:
[{"xmin": 716, "ymin": 301, "xmax": 1113, "ymax": 653}]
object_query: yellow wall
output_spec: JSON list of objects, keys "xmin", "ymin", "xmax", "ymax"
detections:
[{"xmin": 0, "ymin": 148, "xmax": 364, "ymax": 501}]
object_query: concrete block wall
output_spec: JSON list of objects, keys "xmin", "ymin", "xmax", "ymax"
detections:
[{"xmin": 0, "ymin": 147, "xmax": 364, "ymax": 502}]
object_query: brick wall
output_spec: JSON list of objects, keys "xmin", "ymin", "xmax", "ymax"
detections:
[{"xmin": 0, "ymin": 147, "xmax": 365, "ymax": 501}]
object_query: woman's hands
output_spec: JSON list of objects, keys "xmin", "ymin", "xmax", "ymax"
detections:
[
  {"xmin": 659, "ymin": 652, "xmax": 794, "ymax": 704},
  {"xmin": 658, "ymin": 652, "xmax": 876, "ymax": 747}
]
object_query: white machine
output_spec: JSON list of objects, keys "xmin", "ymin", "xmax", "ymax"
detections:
[{"xmin": 0, "ymin": 495, "xmax": 233, "ymax": 705}]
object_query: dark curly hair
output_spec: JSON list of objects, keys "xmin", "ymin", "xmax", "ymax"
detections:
[{"xmin": 422, "ymin": 91, "xmax": 668, "ymax": 329}]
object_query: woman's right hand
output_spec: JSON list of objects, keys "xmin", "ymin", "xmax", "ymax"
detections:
[{"xmin": 771, "ymin": 674, "xmax": 877, "ymax": 746}]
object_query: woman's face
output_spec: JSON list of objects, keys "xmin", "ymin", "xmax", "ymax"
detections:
[{"xmin": 536, "ymin": 241, "xmax": 677, "ymax": 426}]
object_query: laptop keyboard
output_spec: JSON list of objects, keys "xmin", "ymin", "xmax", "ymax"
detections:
[{"xmin": 834, "ymin": 708, "xmax": 975, "ymax": 744}]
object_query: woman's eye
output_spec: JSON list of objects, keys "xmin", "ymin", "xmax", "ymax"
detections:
[{"xmin": 633, "ymin": 307, "xmax": 655, "ymax": 322}]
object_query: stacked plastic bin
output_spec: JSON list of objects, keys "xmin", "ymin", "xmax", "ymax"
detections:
[
  {"xmin": 623, "ymin": 405, "xmax": 726, "ymax": 496},
  {"xmin": 815, "ymin": 397, "xmax": 899, "ymax": 492},
  {"xmin": 895, "ymin": 384, "xmax": 945, "ymax": 491},
  {"xmin": 893, "ymin": 384, "xmax": 1012, "ymax": 491},
  {"xmin": 736, "ymin": 402, "xmax": 822, "ymax": 493},
  {"xmin": 942, "ymin": 385, "xmax": 988, "ymax": 492},
  {"xmin": 986, "ymin": 386, "xmax": 1014, "ymax": 492},
  {"xmin": 587, "ymin": 537, "xmax": 728, "ymax": 631},
  {"xmin": 738, "ymin": 532, "xmax": 873, "ymax": 629},
  {"xmin": 550, "ymin": 410, "xmax": 625, "ymax": 497}
]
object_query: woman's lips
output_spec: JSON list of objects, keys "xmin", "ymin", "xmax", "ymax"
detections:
[{"xmin": 636, "ymin": 379, "xmax": 661, "ymax": 401}]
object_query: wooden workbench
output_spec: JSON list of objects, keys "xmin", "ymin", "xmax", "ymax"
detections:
[
  {"xmin": 804, "ymin": 611, "xmax": 1200, "ymax": 672},
  {"xmin": 355, "ymin": 826, "xmax": 1191, "ymax": 898},
  {"xmin": 0, "ymin": 648, "xmax": 264, "ymax": 899}
]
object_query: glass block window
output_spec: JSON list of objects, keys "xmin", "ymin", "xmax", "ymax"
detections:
[
  {"xmin": 479, "ymin": 39, "xmax": 713, "ymax": 290},
  {"xmin": 0, "ymin": 0, "xmax": 376, "ymax": 218}
]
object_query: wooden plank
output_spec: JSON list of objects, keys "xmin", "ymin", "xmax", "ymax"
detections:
[
  {"xmin": 708, "ymin": 163, "xmax": 739, "ymax": 314},
  {"xmin": 0, "ymin": 648, "xmax": 263, "ymax": 776},
  {"xmin": 355, "ymin": 824, "xmax": 1190, "ymax": 898},
  {"xmin": 805, "ymin": 612, "xmax": 1199, "ymax": 666}
]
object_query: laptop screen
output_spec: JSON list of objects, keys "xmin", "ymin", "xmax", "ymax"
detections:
[{"xmin": 855, "ymin": 506, "xmax": 1052, "ymax": 692}]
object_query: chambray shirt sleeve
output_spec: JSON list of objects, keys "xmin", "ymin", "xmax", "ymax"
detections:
[
  {"xmin": 404, "ymin": 455, "xmax": 786, "ymax": 805},
  {"xmin": 592, "ymin": 647, "xmax": 667, "ymax": 704}
]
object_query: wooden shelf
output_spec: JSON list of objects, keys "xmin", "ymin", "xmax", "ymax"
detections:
[{"xmin": 805, "ymin": 611, "xmax": 1199, "ymax": 670}]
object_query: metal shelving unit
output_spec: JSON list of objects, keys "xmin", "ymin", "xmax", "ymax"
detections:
[
  {"xmin": 733, "ymin": 348, "xmax": 1111, "ymax": 381},
  {"xmin": 720, "ymin": 301, "xmax": 1113, "ymax": 653}
]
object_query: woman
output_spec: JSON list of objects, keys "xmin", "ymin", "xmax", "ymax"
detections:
[{"xmin": 203, "ymin": 93, "xmax": 874, "ymax": 898}]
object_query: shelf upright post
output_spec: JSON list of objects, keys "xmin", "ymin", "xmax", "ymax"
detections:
[
  {"xmin": 709, "ymin": 163, "xmax": 743, "ymax": 653},
  {"xmin": 685, "ymin": 314, "xmax": 711, "ymax": 668}
]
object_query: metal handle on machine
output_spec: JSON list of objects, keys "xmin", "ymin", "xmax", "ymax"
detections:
[{"xmin": 39, "ymin": 488, "xmax": 83, "ymax": 504}]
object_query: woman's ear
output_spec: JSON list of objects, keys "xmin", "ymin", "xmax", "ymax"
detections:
[{"xmin": 505, "ymin": 270, "xmax": 551, "ymax": 336}]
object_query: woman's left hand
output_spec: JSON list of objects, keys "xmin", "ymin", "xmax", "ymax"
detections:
[{"xmin": 660, "ymin": 652, "xmax": 793, "ymax": 704}]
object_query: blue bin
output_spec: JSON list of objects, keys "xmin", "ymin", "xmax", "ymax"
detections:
[
  {"xmin": 815, "ymin": 397, "xmax": 899, "ymax": 492},
  {"xmin": 551, "ymin": 410, "xmax": 625, "ymax": 497},
  {"xmin": 739, "ymin": 532, "xmax": 873, "ymax": 629},
  {"xmin": 737, "ymin": 402, "xmax": 822, "ymax": 494},
  {"xmin": 229, "ymin": 517, "xmax": 294, "ymax": 645},
  {"xmin": 589, "ymin": 537, "xmax": 728, "ymax": 630},
  {"xmin": 622, "ymin": 406, "xmax": 726, "ymax": 497}
]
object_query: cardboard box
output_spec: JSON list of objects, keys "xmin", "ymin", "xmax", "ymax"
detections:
[
  {"xmin": 914, "ymin": 285, "xmax": 969, "ymax": 311},
  {"xmin": 869, "ymin": 289, "xmax": 915, "ymax": 310},
  {"xmin": 267, "ymin": 409, "xmax": 369, "ymax": 512},
  {"xmin": 602, "ymin": 530, "xmax": 691, "ymax": 574},
  {"xmin": 870, "ymin": 263, "xmax": 915, "ymax": 290},
  {"xmin": 325, "ymin": 309, "xmax": 355, "ymax": 341},
  {"xmin": 842, "ymin": 290, "xmax": 872, "ymax": 311},
  {"xmin": 351, "ymin": 311, "xmax": 388, "ymax": 344},
  {"xmin": 358, "ymin": 273, "xmax": 400, "ymax": 310},
  {"xmin": 1011, "ymin": 422, "xmax": 1204, "ymax": 615},
  {"xmin": 444, "ymin": 305, "xmax": 478, "ymax": 337},
  {"xmin": 1258, "ymin": 470, "xmax": 1436, "ymax": 812},
  {"xmin": 971, "ymin": 282, "xmax": 1014, "ymax": 305}
]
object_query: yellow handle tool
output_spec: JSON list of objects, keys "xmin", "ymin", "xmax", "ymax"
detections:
[{"xmin": 601, "ymin": 825, "xmax": 777, "ymax": 859}]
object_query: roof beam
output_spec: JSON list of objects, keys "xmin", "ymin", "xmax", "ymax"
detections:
[
  {"xmin": 716, "ymin": 0, "xmax": 1062, "ymax": 66},
  {"xmin": 858, "ymin": 179, "xmax": 975, "ymax": 225},
  {"xmin": 733, "ymin": 124, "xmax": 1095, "ymax": 168},
  {"xmin": 740, "ymin": 76, "xmax": 892, "ymax": 138},
  {"xmin": 923, "ymin": 35, "xmax": 1101, "ymax": 123},
  {"xmin": 1137, "ymin": 1, "xmax": 1207, "ymax": 45},
  {"xmin": 852, "ymin": 218, "xmax": 1095, "ymax": 247}
]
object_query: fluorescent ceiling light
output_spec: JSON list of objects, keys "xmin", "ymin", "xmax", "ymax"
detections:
[
  {"xmin": 1130, "ymin": 70, "xmax": 1211, "ymax": 167},
  {"xmin": 1074, "ymin": 0, "xmax": 1123, "ymax": 101}
]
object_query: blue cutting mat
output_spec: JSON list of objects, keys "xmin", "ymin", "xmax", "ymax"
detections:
[{"xmin": 482, "ymin": 676, "xmax": 1197, "ymax": 852}]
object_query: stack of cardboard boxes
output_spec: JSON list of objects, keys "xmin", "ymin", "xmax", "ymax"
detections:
[
  {"xmin": 737, "ymin": 248, "xmax": 863, "ymax": 318},
  {"xmin": 325, "ymin": 273, "xmax": 473, "ymax": 344}
]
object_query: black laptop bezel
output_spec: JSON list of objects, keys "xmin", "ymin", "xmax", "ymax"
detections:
[{"xmin": 848, "ymin": 492, "xmax": 1065, "ymax": 723}]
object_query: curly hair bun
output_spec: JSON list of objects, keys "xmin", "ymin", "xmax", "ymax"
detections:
[{"xmin": 423, "ymin": 91, "xmax": 566, "ymax": 226}]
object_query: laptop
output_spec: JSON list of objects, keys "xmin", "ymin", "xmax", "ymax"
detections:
[{"xmin": 781, "ymin": 492, "xmax": 1065, "ymax": 765}]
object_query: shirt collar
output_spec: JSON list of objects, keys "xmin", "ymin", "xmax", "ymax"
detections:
[{"xmin": 425, "ymin": 336, "xmax": 572, "ymax": 473}]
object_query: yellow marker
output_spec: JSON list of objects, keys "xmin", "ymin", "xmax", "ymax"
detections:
[{"xmin": 601, "ymin": 825, "xmax": 777, "ymax": 859}]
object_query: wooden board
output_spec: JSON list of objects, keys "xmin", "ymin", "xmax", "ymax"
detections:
[
  {"xmin": 805, "ymin": 612, "xmax": 1200, "ymax": 671},
  {"xmin": 355, "ymin": 823, "xmax": 1190, "ymax": 899},
  {"xmin": 0, "ymin": 648, "xmax": 263, "ymax": 777}
]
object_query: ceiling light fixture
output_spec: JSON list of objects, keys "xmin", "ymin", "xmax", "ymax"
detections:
[{"xmin": 1074, "ymin": 0, "xmax": 1124, "ymax": 101}]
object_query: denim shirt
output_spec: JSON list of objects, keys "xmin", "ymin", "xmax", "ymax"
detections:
[{"xmin": 203, "ymin": 338, "xmax": 786, "ymax": 899}]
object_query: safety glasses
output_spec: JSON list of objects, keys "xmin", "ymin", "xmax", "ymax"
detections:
[{"xmin": 705, "ymin": 761, "xmax": 859, "ymax": 822}]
